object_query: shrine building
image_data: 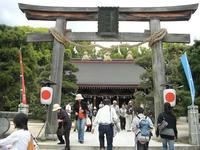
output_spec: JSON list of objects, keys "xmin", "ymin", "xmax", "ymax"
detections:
[{"xmin": 71, "ymin": 59, "xmax": 146, "ymax": 108}]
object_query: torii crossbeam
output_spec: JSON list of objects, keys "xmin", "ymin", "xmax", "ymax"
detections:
[{"xmin": 19, "ymin": 3, "xmax": 198, "ymax": 139}]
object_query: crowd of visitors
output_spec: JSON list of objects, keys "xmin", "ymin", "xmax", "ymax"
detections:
[
  {"xmin": 0, "ymin": 93, "xmax": 177, "ymax": 150},
  {"xmin": 53, "ymin": 96, "xmax": 177, "ymax": 150}
]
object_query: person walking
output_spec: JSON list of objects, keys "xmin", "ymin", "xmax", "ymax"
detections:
[
  {"xmin": 132, "ymin": 107, "xmax": 153, "ymax": 150},
  {"xmin": 111, "ymin": 100, "xmax": 120, "ymax": 117},
  {"xmin": 52, "ymin": 104, "xmax": 71, "ymax": 150},
  {"xmin": 65, "ymin": 100, "xmax": 72, "ymax": 118},
  {"xmin": 156, "ymin": 102, "xmax": 178, "ymax": 150},
  {"xmin": 99, "ymin": 101, "xmax": 104, "ymax": 109},
  {"xmin": 119, "ymin": 103, "xmax": 126, "ymax": 130},
  {"xmin": 92, "ymin": 106, "xmax": 98, "ymax": 122},
  {"xmin": 73, "ymin": 115, "xmax": 78, "ymax": 132},
  {"xmin": 0, "ymin": 113, "xmax": 32, "ymax": 150},
  {"xmin": 86, "ymin": 101, "xmax": 93, "ymax": 132},
  {"xmin": 126, "ymin": 100, "xmax": 134, "ymax": 131},
  {"xmin": 91, "ymin": 99, "xmax": 120, "ymax": 150},
  {"xmin": 73, "ymin": 94, "xmax": 88, "ymax": 143}
]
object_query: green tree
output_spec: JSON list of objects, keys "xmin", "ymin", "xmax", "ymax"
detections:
[
  {"xmin": 0, "ymin": 25, "xmax": 79, "ymax": 120},
  {"xmin": 61, "ymin": 48, "xmax": 79, "ymax": 107},
  {"xmin": 0, "ymin": 25, "xmax": 40, "ymax": 112},
  {"xmin": 0, "ymin": 47, "xmax": 21, "ymax": 110}
]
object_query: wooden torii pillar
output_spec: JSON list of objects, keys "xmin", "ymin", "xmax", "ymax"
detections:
[{"xmin": 19, "ymin": 3, "xmax": 198, "ymax": 138}]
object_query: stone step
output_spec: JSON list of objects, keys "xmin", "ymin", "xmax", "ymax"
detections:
[{"xmin": 38, "ymin": 144, "xmax": 200, "ymax": 150}]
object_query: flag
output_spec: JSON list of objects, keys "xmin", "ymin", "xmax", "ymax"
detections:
[
  {"xmin": 19, "ymin": 49, "xmax": 26, "ymax": 104},
  {"xmin": 118, "ymin": 45, "xmax": 121, "ymax": 55},
  {"xmin": 180, "ymin": 52, "xmax": 195, "ymax": 106},
  {"xmin": 73, "ymin": 46, "xmax": 78, "ymax": 54},
  {"xmin": 138, "ymin": 47, "xmax": 142, "ymax": 54}
]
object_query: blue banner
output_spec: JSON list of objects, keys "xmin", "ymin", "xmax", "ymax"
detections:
[{"xmin": 180, "ymin": 52, "xmax": 195, "ymax": 106}]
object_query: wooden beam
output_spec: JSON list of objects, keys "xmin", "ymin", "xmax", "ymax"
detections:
[
  {"xmin": 26, "ymin": 32, "xmax": 190, "ymax": 43},
  {"xmin": 18, "ymin": 3, "xmax": 198, "ymax": 21}
]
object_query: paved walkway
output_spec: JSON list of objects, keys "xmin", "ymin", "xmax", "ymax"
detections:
[{"xmin": 5, "ymin": 120, "xmax": 196, "ymax": 150}]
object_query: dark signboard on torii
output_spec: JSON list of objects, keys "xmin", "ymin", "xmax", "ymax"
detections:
[{"xmin": 19, "ymin": 3, "xmax": 198, "ymax": 138}]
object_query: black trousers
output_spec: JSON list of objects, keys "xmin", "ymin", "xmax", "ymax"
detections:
[
  {"xmin": 136, "ymin": 141, "xmax": 149, "ymax": 150},
  {"xmin": 120, "ymin": 116, "xmax": 126, "ymax": 130},
  {"xmin": 99, "ymin": 124, "xmax": 113, "ymax": 150},
  {"xmin": 57, "ymin": 128, "xmax": 71, "ymax": 150}
]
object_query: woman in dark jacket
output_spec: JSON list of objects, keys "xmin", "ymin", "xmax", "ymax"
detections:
[
  {"xmin": 157, "ymin": 102, "xmax": 177, "ymax": 150},
  {"xmin": 73, "ymin": 94, "xmax": 88, "ymax": 143}
]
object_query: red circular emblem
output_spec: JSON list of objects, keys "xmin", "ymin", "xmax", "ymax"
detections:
[
  {"xmin": 165, "ymin": 92, "xmax": 175, "ymax": 102},
  {"xmin": 42, "ymin": 90, "xmax": 51, "ymax": 100}
]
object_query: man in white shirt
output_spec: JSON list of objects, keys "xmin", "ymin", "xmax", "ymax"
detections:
[{"xmin": 91, "ymin": 99, "xmax": 119, "ymax": 150}]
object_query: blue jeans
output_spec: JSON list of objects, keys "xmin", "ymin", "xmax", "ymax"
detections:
[
  {"xmin": 99, "ymin": 124, "xmax": 113, "ymax": 150},
  {"xmin": 161, "ymin": 138, "xmax": 174, "ymax": 150},
  {"xmin": 77, "ymin": 118, "xmax": 85, "ymax": 142}
]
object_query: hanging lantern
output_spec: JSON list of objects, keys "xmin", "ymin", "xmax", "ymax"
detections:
[
  {"xmin": 40, "ymin": 87, "xmax": 53, "ymax": 105},
  {"xmin": 163, "ymin": 89, "xmax": 176, "ymax": 107}
]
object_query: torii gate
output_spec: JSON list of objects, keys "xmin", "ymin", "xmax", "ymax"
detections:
[{"xmin": 19, "ymin": 3, "xmax": 198, "ymax": 138}]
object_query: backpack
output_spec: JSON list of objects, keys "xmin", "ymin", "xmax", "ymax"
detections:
[{"xmin": 136, "ymin": 115, "xmax": 151, "ymax": 143}]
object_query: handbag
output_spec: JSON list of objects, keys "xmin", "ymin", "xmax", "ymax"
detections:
[
  {"xmin": 158, "ymin": 114, "xmax": 168, "ymax": 131},
  {"xmin": 86, "ymin": 117, "xmax": 92, "ymax": 127},
  {"xmin": 136, "ymin": 132, "xmax": 150, "ymax": 143},
  {"xmin": 113, "ymin": 122, "xmax": 121, "ymax": 137},
  {"xmin": 28, "ymin": 133, "xmax": 40, "ymax": 150},
  {"xmin": 110, "ymin": 107, "xmax": 121, "ymax": 137},
  {"xmin": 57, "ymin": 126, "xmax": 65, "ymax": 135},
  {"xmin": 27, "ymin": 136, "xmax": 35, "ymax": 150},
  {"xmin": 160, "ymin": 128, "xmax": 175, "ymax": 136}
]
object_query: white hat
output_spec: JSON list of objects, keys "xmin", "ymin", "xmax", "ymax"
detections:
[
  {"xmin": 75, "ymin": 94, "xmax": 84, "ymax": 100},
  {"xmin": 52, "ymin": 104, "xmax": 61, "ymax": 111},
  {"xmin": 113, "ymin": 100, "xmax": 117, "ymax": 104}
]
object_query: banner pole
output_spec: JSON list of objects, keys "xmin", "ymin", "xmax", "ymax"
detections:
[{"xmin": 18, "ymin": 48, "xmax": 26, "ymax": 106}]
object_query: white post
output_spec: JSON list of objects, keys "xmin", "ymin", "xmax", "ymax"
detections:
[
  {"xmin": 188, "ymin": 105, "xmax": 200, "ymax": 145},
  {"xmin": 18, "ymin": 103, "xmax": 29, "ymax": 115}
]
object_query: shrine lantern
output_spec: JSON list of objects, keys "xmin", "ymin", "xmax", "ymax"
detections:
[
  {"xmin": 40, "ymin": 87, "xmax": 53, "ymax": 105},
  {"xmin": 163, "ymin": 89, "xmax": 176, "ymax": 107}
]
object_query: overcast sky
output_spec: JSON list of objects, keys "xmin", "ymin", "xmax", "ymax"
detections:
[{"xmin": 0, "ymin": 0, "xmax": 200, "ymax": 46}]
